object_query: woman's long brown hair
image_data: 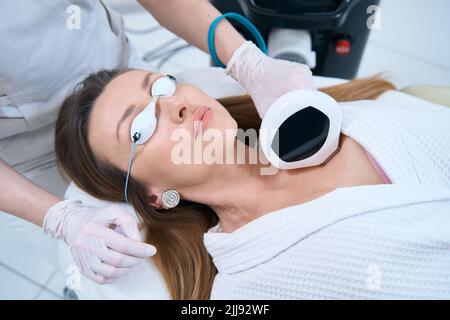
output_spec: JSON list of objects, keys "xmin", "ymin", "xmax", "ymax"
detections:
[{"xmin": 54, "ymin": 70, "xmax": 395, "ymax": 300}]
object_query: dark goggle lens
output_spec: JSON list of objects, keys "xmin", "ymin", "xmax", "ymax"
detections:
[{"xmin": 271, "ymin": 106, "xmax": 330, "ymax": 162}]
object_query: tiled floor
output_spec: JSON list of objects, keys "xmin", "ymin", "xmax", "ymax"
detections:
[
  {"xmin": 0, "ymin": 181, "xmax": 67, "ymax": 299},
  {"xmin": 1, "ymin": 0, "xmax": 449, "ymax": 300}
]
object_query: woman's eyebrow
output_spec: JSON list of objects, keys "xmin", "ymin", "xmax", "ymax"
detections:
[
  {"xmin": 116, "ymin": 104, "xmax": 136, "ymax": 141},
  {"xmin": 142, "ymin": 72, "xmax": 152, "ymax": 90}
]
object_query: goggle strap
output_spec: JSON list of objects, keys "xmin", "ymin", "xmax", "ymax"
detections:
[{"xmin": 124, "ymin": 142, "xmax": 136, "ymax": 203}]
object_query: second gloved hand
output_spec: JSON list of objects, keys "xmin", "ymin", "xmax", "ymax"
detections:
[
  {"xmin": 225, "ymin": 41, "xmax": 316, "ymax": 119},
  {"xmin": 43, "ymin": 199, "xmax": 157, "ymax": 284}
]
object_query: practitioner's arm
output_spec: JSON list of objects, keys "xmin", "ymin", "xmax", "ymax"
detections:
[
  {"xmin": 138, "ymin": 0, "xmax": 245, "ymax": 65},
  {"xmin": 0, "ymin": 159, "xmax": 60, "ymax": 226}
]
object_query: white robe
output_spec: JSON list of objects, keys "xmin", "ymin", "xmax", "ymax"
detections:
[{"xmin": 204, "ymin": 92, "xmax": 450, "ymax": 299}]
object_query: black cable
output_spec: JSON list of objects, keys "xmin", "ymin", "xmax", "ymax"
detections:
[
  {"xmin": 143, "ymin": 37, "xmax": 183, "ymax": 62},
  {"xmin": 157, "ymin": 44, "xmax": 192, "ymax": 69}
]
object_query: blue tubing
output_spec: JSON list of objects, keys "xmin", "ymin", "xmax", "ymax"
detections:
[{"xmin": 208, "ymin": 12, "xmax": 268, "ymax": 68}]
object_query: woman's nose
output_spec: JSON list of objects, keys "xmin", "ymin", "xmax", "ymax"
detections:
[{"xmin": 157, "ymin": 95, "xmax": 188, "ymax": 124}]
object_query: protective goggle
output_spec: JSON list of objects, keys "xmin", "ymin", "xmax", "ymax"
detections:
[
  {"xmin": 259, "ymin": 89, "xmax": 342, "ymax": 170},
  {"xmin": 124, "ymin": 74, "xmax": 177, "ymax": 202}
]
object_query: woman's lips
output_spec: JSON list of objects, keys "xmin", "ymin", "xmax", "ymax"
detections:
[{"xmin": 193, "ymin": 106, "xmax": 213, "ymax": 138}]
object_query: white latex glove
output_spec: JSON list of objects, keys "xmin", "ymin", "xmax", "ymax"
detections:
[
  {"xmin": 225, "ymin": 41, "xmax": 316, "ymax": 119},
  {"xmin": 43, "ymin": 199, "xmax": 156, "ymax": 284}
]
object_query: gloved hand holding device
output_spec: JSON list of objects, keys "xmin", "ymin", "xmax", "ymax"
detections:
[
  {"xmin": 226, "ymin": 40, "xmax": 342, "ymax": 170},
  {"xmin": 225, "ymin": 40, "xmax": 316, "ymax": 118}
]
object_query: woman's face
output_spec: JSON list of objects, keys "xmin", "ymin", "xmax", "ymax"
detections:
[{"xmin": 88, "ymin": 69, "xmax": 237, "ymax": 206}]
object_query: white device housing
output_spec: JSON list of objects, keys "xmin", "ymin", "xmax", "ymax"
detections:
[
  {"xmin": 259, "ymin": 89, "xmax": 342, "ymax": 170},
  {"xmin": 268, "ymin": 28, "xmax": 317, "ymax": 68}
]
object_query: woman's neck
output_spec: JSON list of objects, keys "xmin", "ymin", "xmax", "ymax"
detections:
[{"xmin": 183, "ymin": 138, "xmax": 339, "ymax": 233}]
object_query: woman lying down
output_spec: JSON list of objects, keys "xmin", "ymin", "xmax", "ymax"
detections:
[{"xmin": 55, "ymin": 66, "xmax": 450, "ymax": 300}]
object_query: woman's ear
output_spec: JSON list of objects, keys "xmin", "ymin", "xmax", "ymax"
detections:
[{"xmin": 147, "ymin": 193, "xmax": 164, "ymax": 209}]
